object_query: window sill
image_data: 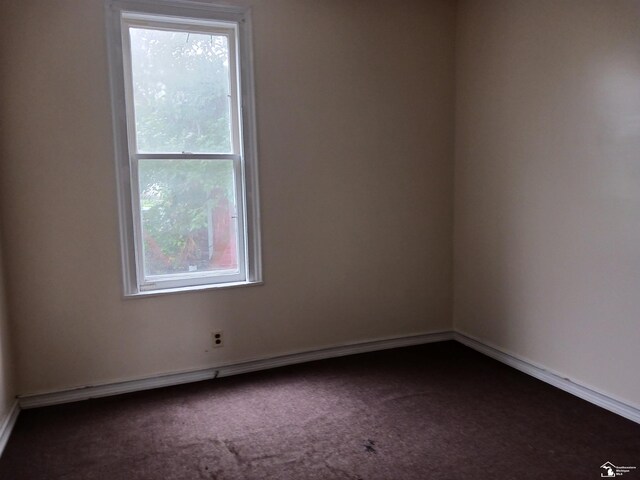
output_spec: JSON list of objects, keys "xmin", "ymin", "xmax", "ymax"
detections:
[{"xmin": 124, "ymin": 280, "xmax": 263, "ymax": 299}]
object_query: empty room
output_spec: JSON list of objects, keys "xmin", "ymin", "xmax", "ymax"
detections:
[{"xmin": 0, "ymin": 0, "xmax": 639, "ymax": 478}]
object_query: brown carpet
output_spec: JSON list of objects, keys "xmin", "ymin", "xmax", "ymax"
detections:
[{"xmin": 0, "ymin": 341, "xmax": 638, "ymax": 479}]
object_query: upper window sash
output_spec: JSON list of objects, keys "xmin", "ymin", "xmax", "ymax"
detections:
[{"xmin": 121, "ymin": 15, "xmax": 242, "ymax": 156}]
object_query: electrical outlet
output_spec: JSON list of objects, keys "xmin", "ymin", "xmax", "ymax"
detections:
[{"xmin": 212, "ymin": 331, "xmax": 224, "ymax": 348}]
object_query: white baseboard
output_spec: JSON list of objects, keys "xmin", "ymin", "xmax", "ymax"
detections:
[
  {"xmin": 18, "ymin": 330, "xmax": 454, "ymax": 409},
  {"xmin": 454, "ymin": 332, "xmax": 640, "ymax": 424},
  {"xmin": 16, "ymin": 330, "xmax": 640, "ymax": 426},
  {"xmin": 0, "ymin": 401, "xmax": 19, "ymax": 458}
]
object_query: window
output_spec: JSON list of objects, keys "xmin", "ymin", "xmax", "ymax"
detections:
[{"xmin": 106, "ymin": 1, "xmax": 261, "ymax": 295}]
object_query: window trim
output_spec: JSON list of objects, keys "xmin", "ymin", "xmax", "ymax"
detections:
[{"xmin": 105, "ymin": 0, "xmax": 262, "ymax": 297}]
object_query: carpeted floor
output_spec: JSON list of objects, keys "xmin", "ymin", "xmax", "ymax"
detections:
[{"xmin": 0, "ymin": 341, "xmax": 638, "ymax": 479}]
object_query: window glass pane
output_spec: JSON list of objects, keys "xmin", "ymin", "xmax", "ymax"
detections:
[
  {"xmin": 139, "ymin": 159, "xmax": 239, "ymax": 277},
  {"xmin": 129, "ymin": 28, "xmax": 232, "ymax": 153}
]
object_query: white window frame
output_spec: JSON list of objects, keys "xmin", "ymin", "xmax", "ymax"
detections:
[{"xmin": 105, "ymin": 0, "xmax": 262, "ymax": 296}]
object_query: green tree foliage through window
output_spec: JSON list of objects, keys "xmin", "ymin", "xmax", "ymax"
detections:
[
  {"xmin": 129, "ymin": 27, "xmax": 239, "ymax": 277},
  {"xmin": 139, "ymin": 160, "xmax": 237, "ymax": 276},
  {"xmin": 130, "ymin": 28, "xmax": 232, "ymax": 153}
]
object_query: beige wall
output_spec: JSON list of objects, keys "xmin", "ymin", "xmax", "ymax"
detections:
[
  {"xmin": 454, "ymin": 0, "xmax": 640, "ymax": 406},
  {"xmin": 0, "ymin": 0, "xmax": 455, "ymax": 395},
  {"xmin": 1, "ymin": 0, "xmax": 638, "ymax": 413},
  {"xmin": 0, "ymin": 232, "xmax": 15, "ymax": 424},
  {"xmin": 0, "ymin": 6, "xmax": 16, "ymax": 427}
]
